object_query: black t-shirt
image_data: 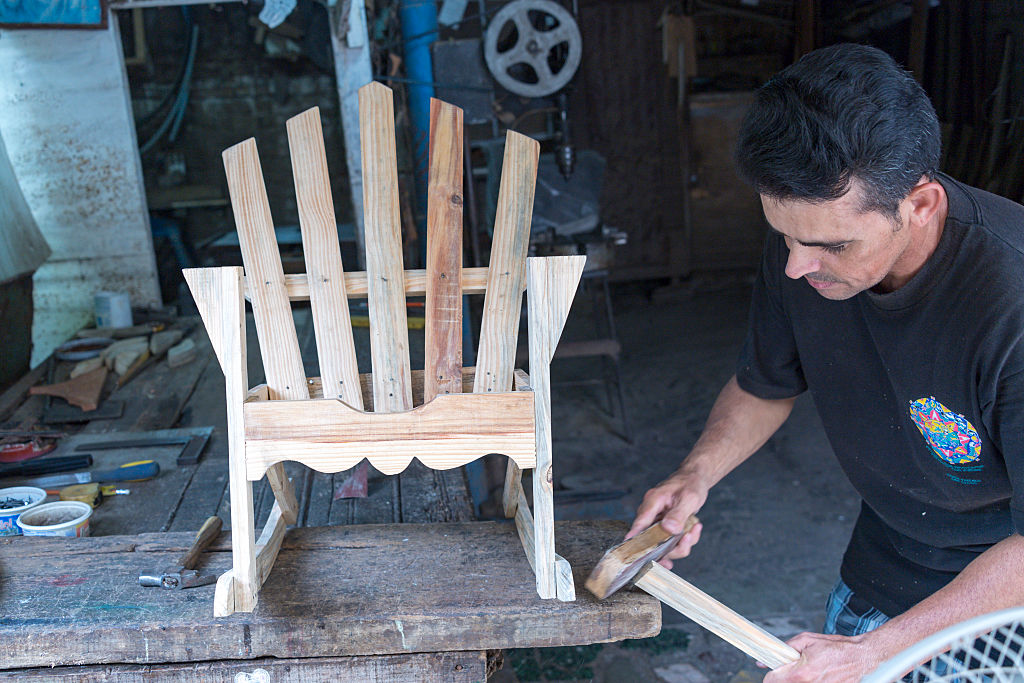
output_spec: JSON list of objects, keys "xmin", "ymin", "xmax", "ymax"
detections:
[{"xmin": 736, "ymin": 174, "xmax": 1024, "ymax": 618}]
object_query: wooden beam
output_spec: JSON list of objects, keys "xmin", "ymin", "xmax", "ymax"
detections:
[
  {"xmin": 424, "ymin": 98, "xmax": 464, "ymax": 403},
  {"xmin": 287, "ymin": 106, "xmax": 363, "ymax": 407},
  {"xmin": 243, "ymin": 391, "xmax": 536, "ymax": 477},
  {"xmin": 250, "ymin": 267, "xmax": 490, "ymax": 301},
  {"xmin": 359, "ymin": 82, "xmax": 413, "ymax": 415}
]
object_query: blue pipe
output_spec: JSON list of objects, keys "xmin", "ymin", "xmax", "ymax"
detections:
[{"xmin": 398, "ymin": 0, "xmax": 438, "ymax": 266}]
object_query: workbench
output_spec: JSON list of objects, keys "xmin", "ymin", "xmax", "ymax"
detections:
[{"xmin": 0, "ymin": 316, "xmax": 659, "ymax": 680}]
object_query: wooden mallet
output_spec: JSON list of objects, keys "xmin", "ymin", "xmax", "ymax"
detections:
[{"xmin": 585, "ymin": 517, "xmax": 799, "ymax": 670}]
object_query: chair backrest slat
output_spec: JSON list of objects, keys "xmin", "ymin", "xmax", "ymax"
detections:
[
  {"xmin": 424, "ymin": 98, "xmax": 465, "ymax": 403},
  {"xmin": 473, "ymin": 130, "xmax": 540, "ymax": 394},
  {"xmin": 287, "ymin": 107, "xmax": 363, "ymax": 409},
  {"xmin": 223, "ymin": 138, "xmax": 309, "ymax": 401},
  {"xmin": 359, "ymin": 82, "xmax": 413, "ymax": 413}
]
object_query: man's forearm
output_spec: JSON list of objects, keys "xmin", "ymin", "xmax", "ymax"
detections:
[
  {"xmin": 865, "ymin": 533, "xmax": 1024, "ymax": 663},
  {"xmin": 676, "ymin": 375, "xmax": 797, "ymax": 491}
]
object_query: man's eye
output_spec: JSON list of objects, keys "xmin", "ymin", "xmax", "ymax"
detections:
[{"xmin": 823, "ymin": 244, "xmax": 847, "ymax": 255}]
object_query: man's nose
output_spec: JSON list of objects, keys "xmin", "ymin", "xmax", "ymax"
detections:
[{"xmin": 784, "ymin": 244, "xmax": 820, "ymax": 280}]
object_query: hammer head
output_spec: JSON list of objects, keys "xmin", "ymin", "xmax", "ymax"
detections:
[
  {"xmin": 139, "ymin": 567, "xmax": 217, "ymax": 589},
  {"xmin": 585, "ymin": 517, "xmax": 698, "ymax": 600}
]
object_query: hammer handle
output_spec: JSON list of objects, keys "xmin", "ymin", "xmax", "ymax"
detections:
[
  {"xmin": 635, "ymin": 562, "xmax": 799, "ymax": 670},
  {"xmin": 179, "ymin": 516, "xmax": 222, "ymax": 569}
]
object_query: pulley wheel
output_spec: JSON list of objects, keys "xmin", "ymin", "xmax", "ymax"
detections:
[{"xmin": 483, "ymin": 0, "xmax": 582, "ymax": 98}]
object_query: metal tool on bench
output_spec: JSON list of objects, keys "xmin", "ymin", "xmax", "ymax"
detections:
[
  {"xmin": 74, "ymin": 430, "xmax": 210, "ymax": 466},
  {"xmin": 16, "ymin": 460, "xmax": 159, "ymax": 489},
  {"xmin": 139, "ymin": 516, "xmax": 222, "ymax": 589},
  {"xmin": 585, "ymin": 518, "xmax": 800, "ymax": 670}
]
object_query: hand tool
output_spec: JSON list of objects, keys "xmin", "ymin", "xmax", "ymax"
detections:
[
  {"xmin": 0, "ymin": 454, "xmax": 93, "ymax": 479},
  {"xmin": 14, "ymin": 460, "xmax": 159, "ymax": 489},
  {"xmin": 74, "ymin": 430, "xmax": 211, "ymax": 467},
  {"xmin": 139, "ymin": 516, "xmax": 222, "ymax": 589},
  {"xmin": 585, "ymin": 518, "xmax": 799, "ymax": 670},
  {"xmin": 55, "ymin": 483, "xmax": 130, "ymax": 507}
]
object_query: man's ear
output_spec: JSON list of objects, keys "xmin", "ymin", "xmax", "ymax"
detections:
[{"xmin": 905, "ymin": 177, "xmax": 946, "ymax": 229}]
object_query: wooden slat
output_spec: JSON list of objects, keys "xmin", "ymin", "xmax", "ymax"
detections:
[
  {"xmin": 287, "ymin": 106, "xmax": 363, "ymax": 408},
  {"xmin": 423, "ymin": 98, "xmax": 464, "ymax": 403},
  {"xmin": 250, "ymin": 268, "xmax": 490, "ymax": 301},
  {"xmin": 359, "ymin": 81, "xmax": 413, "ymax": 414},
  {"xmin": 472, "ymin": 131, "xmax": 539, "ymax": 394},
  {"xmin": 182, "ymin": 267, "xmax": 258, "ymax": 616},
  {"xmin": 526, "ymin": 255, "xmax": 586, "ymax": 598},
  {"xmin": 243, "ymin": 392, "xmax": 536, "ymax": 477},
  {"xmin": 514, "ymin": 488, "xmax": 576, "ymax": 601},
  {"xmin": 222, "ymin": 138, "xmax": 301, "ymax": 527},
  {"xmin": 503, "ymin": 370, "xmax": 532, "ymax": 518},
  {"xmin": 424, "ymin": 98, "xmax": 464, "ymax": 403}
]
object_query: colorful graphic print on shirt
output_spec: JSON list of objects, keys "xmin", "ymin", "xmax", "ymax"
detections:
[{"xmin": 908, "ymin": 396, "xmax": 983, "ymax": 484}]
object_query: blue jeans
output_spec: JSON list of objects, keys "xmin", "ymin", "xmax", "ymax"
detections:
[{"xmin": 823, "ymin": 578, "xmax": 891, "ymax": 636}]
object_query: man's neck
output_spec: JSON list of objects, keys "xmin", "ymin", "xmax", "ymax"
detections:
[{"xmin": 877, "ymin": 191, "xmax": 949, "ymax": 292}]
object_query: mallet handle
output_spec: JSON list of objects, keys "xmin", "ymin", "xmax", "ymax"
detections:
[{"xmin": 635, "ymin": 562, "xmax": 799, "ymax": 670}]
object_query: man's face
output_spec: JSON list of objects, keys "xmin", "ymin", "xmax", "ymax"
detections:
[{"xmin": 760, "ymin": 186, "xmax": 912, "ymax": 300}]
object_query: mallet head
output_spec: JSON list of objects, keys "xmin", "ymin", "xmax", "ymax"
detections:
[{"xmin": 585, "ymin": 516, "xmax": 698, "ymax": 600}]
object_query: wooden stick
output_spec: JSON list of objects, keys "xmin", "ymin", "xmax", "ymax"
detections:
[
  {"xmin": 184, "ymin": 267, "xmax": 257, "ymax": 616},
  {"xmin": 635, "ymin": 563, "xmax": 799, "ymax": 670},
  {"xmin": 525, "ymin": 255, "xmax": 586, "ymax": 598},
  {"xmin": 359, "ymin": 82, "xmax": 413, "ymax": 415},
  {"xmin": 513, "ymin": 489, "xmax": 575, "ymax": 601},
  {"xmin": 424, "ymin": 98, "xmax": 464, "ymax": 403},
  {"xmin": 502, "ymin": 370, "xmax": 532, "ymax": 518},
  {"xmin": 248, "ymin": 268, "xmax": 490, "ymax": 302},
  {"xmin": 222, "ymin": 138, "xmax": 301, "ymax": 526},
  {"xmin": 287, "ymin": 106, "xmax": 363, "ymax": 408},
  {"xmin": 243, "ymin": 391, "xmax": 536, "ymax": 477}
]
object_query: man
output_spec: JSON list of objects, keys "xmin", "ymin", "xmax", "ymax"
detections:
[{"xmin": 629, "ymin": 43, "xmax": 1024, "ymax": 681}]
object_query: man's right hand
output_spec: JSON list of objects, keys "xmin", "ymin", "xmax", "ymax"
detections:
[{"xmin": 627, "ymin": 472, "xmax": 707, "ymax": 569}]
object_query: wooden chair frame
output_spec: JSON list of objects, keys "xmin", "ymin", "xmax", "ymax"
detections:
[{"xmin": 183, "ymin": 84, "xmax": 584, "ymax": 617}]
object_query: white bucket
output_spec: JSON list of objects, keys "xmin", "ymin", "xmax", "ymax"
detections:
[
  {"xmin": 17, "ymin": 501, "xmax": 92, "ymax": 537},
  {"xmin": 95, "ymin": 291, "xmax": 133, "ymax": 329}
]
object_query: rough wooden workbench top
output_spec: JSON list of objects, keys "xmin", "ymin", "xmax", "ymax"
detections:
[{"xmin": 0, "ymin": 520, "xmax": 659, "ymax": 670}]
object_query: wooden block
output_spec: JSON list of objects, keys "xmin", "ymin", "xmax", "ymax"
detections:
[
  {"xmin": 359, "ymin": 82, "xmax": 413, "ymax": 414},
  {"xmin": 28, "ymin": 366, "xmax": 107, "ymax": 412},
  {"xmin": 70, "ymin": 356, "xmax": 103, "ymax": 379},
  {"xmin": 424, "ymin": 98, "xmax": 464, "ymax": 403},
  {"xmin": 100, "ymin": 336, "xmax": 148, "ymax": 368},
  {"xmin": 166, "ymin": 339, "xmax": 196, "ymax": 368},
  {"xmin": 149, "ymin": 329, "xmax": 184, "ymax": 356},
  {"xmin": 472, "ymin": 131, "xmax": 539, "ymax": 395},
  {"xmin": 287, "ymin": 107, "xmax": 363, "ymax": 408},
  {"xmin": 243, "ymin": 391, "xmax": 537, "ymax": 478},
  {"xmin": 585, "ymin": 518, "xmax": 697, "ymax": 600},
  {"xmin": 113, "ymin": 348, "xmax": 147, "ymax": 376}
]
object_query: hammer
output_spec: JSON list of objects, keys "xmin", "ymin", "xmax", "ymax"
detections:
[
  {"xmin": 586, "ymin": 518, "xmax": 799, "ymax": 670},
  {"xmin": 139, "ymin": 516, "xmax": 222, "ymax": 589}
]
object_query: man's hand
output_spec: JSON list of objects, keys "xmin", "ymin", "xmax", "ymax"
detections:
[
  {"xmin": 627, "ymin": 472, "xmax": 707, "ymax": 568},
  {"xmin": 764, "ymin": 632, "xmax": 885, "ymax": 682}
]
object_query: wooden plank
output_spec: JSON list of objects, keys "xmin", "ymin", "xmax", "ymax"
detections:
[
  {"xmin": 287, "ymin": 107, "xmax": 363, "ymax": 408},
  {"xmin": 0, "ymin": 520, "xmax": 659, "ymax": 668},
  {"xmin": 250, "ymin": 268, "xmax": 489, "ymax": 302},
  {"xmin": 0, "ymin": 652, "xmax": 487, "ymax": 682},
  {"xmin": 472, "ymin": 131, "xmax": 539, "ymax": 395},
  {"xmin": 502, "ymin": 369, "xmax": 531, "ymax": 517},
  {"xmin": 222, "ymin": 140, "xmax": 301, "ymax": 526},
  {"xmin": 359, "ymin": 82, "xmax": 412, "ymax": 414},
  {"xmin": 243, "ymin": 391, "xmax": 536, "ymax": 477},
  {"xmin": 295, "ymin": 366, "xmax": 478, "ymax": 406},
  {"xmin": 514, "ymin": 488, "xmax": 576, "ymax": 601},
  {"xmin": 183, "ymin": 267, "xmax": 258, "ymax": 616},
  {"xmin": 526, "ymin": 255, "xmax": 587, "ymax": 598},
  {"xmin": 424, "ymin": 98, "xmax": 464, "ymax": 403}
]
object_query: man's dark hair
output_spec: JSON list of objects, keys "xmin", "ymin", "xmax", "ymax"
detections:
[{"xmin": 736, "ymin": 43, "xmax": 941, "ymax": 222}]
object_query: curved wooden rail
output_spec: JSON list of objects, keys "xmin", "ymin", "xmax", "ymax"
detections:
[{"xmin": 243, "ymin": 390, "xmax": 536, "ymax": 478}]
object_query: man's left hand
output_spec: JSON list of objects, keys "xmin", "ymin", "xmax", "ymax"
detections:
[{"xmin": 764, "ymin": 632, "xmax": 886, "ymax": 682}]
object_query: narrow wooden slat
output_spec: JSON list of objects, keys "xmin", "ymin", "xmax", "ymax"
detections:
[
  {"xmin": 223, "ymin": 138, "xmax": 301, "ymax": 527},
  {"xmin": 502, "ymin": 370, "xmax": 532, "ymax": 518},
  {"xmin": 359, "ymin": 81, "xmax": 413, "ymax": 414},
  {"xmin": 287, "ymin": 107, "xmax": 363, "ymax": 408},
  {"xmin": 424, "ymin": 98, "xmax": 464, "ymax": 403},
  {"xmin": 243, "ymin": 392, "xmax": 536, "ymax": 477},
  {"xmin": 183, "ymin": 267, "xmax": 257, "ymax": 617},
  {"xmin": 514, "ymin": 489, "xmax": 576, "ymax": 601},
  {"xmin": 250, "ymin": 268, "xmax": 490, "ymax": 302},
  {"xmin": 472, "ymin": 131, "xmax": 539, "ymax": 395},
  {"xmin": 526, "ymin": 255, "xmax": 586, "ymax": 599}
]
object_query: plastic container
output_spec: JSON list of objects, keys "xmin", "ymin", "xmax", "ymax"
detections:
[
  {"xmin": 0, "ymin": 486, "xmax": 47, "ymax": 536},
  {"xmin": 94, "ymin": 291, "xmax": 132, "ymax": 329},
  {"xmin": 17, "ymin": 501, "xmax": 92, "ymax": 537}
]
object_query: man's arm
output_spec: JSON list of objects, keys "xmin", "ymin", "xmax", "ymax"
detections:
[
  {"xmin": 767, "ymin": 533, "xmax": 1024, "ymax": 682},
  {"xmin": 628, "ymin": 375, "xmax": 797, "ymax": 565}
]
